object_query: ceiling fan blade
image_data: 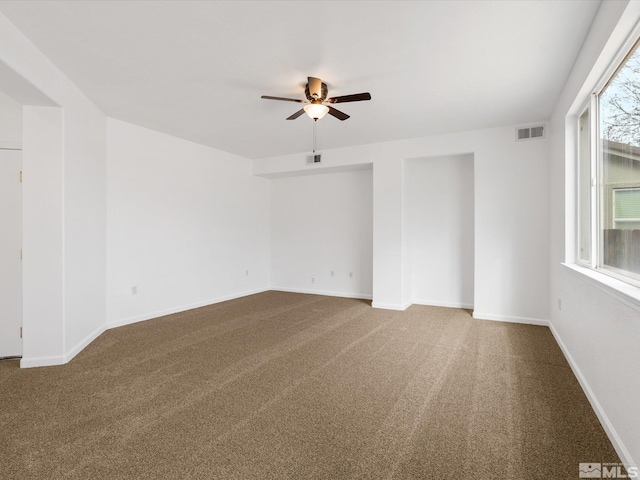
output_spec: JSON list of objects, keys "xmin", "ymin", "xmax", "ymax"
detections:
[
  {"xmin": 327, "ymin": 106, "xmax": 350, "ymax": 121},
  {"xmin": 286, "ymin": 109, "xmax": 305, "ymax": 120},
  {"xmin": 327, "ymin": 92, "xmax": 372, "ymax": 104},
  {"xmin": 307, "ymin": 77, "xmax": 323, "ymax": 98},
  {"xmin": 261, "ymin": 95, "xmax": 306, "ymax": 103}
]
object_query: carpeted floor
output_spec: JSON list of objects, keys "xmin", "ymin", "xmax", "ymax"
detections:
[{"xmin": 0, "ymin": 291, "xmax": 620, "ymax": 479}]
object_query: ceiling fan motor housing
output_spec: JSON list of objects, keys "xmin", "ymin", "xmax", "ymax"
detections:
[{"xmin": 305, "ymin": 82, "xmax": 328, "ymax": 102}]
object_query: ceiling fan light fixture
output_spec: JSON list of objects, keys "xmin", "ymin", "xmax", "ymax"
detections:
[
  {"xmin": 304, "ymin": 104, "xmax": 329, "ymax": 120},
  {"xmin": 262, "ymin": 77, "xmax": 370, "ymax": 121}
]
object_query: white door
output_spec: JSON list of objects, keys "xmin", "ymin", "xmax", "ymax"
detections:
[{"xmin": 0, "ymin": 149, "xmax": 22, "ymax": 357}]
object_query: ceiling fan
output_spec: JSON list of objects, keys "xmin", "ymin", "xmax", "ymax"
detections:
[{"xmin": 261, "ymin": 76, "xmax": 371, "ymax": 121}]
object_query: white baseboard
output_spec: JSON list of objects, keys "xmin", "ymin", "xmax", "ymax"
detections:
[
  {"xmin": 371, "ymin": 301, "xmax": 411, "ymax": 311},
  {"xmin": 472, "ymin": 311, "xmax": 549, "ymax": 326},
  {"xmin": 21, "ymin": 288, "xmax": 270, "ymax": 368},
  {"xmin": 0, "ymin": 141, "xmax": 22, "ymax": 150},
  {"xmin": 20, "ymin": 354, "xmax": 67, "ymax": 368},
  {"xmin": 549, "ymin": 323, "xmax": 635, "ymax": 470},
  {"xmin": 271, "ymin": 286, "xmax": 372, "ymax": 301},
  {"xmin": 273, "ymin": 287, "xmax": 417, "ymax": 310},
  {"xmin": 64, "ymin": 324, "xmax": 107, "ymax": 364},
  {"xmin": 21, "ymin": 324, "xmax": 106, "ymax": 368},
  {"xmin": 108, "ymin": 287, "xmax": 271, "ymax": 329},
  {"xmin": 413, "ymin": 298, "xmax": 474, "ymax": 309}
]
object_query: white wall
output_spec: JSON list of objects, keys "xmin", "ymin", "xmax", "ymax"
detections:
[
  {"xmin": 107, "ymin": 118, "xmax": 270, "ymax": 326},
  {"xmin": 0, "ymin": 12, "xmax": 107, "ymax": 367},
  {"xmin": 1, "ymin": 11, "xmax": 272, "ymax": 365},
  {"xmin": 374, "ymin": 158, "xmax": 408, "ymax": 309},
  {"xmin": 0, "ymin": 89, "xmax": 21, "ymax": 147},
  {"xmin": 254, "ymin": 125, "xmax": 550, "ymax": 322},
  {"xmin": 0, "ymin": 148, "xmax": 23, "ymax": 357},
  {"xmin": 1, "ymin": 13, "xmax": 272, "ymax": 365},
  {"xmin": 549, "ymin": 0, "xmax": 640, "ymax": 467},
  {"xmin": 270, "ymin": 167, "xmax": 373, "ymax": 298},
  {"xmin": 22, "ymin": 106, "xmax": 64, "ymax": 362},
  {"xmin": 63, "ymin": 99, "xmax": 107, "ymax": 359},
  {"xmin": 0, "ymin": 90, "xmax": 23, "ymax": 354},
  {"xmin": 406, "ymin": 154, "xmax": 474, "ymax": 308},
  {"xmin": 0, "ymin": 6, "xmax": 552, "ymax": 365}
]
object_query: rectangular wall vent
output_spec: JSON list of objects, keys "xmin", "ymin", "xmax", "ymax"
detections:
[
  {"xmin": 517, "ymin": 128, "xmax": 530, "ymax": 140},
  {"xmin": 530, "ymin": 126, "xmax": 544, "ymax": 138},
  {"xmin": 306, "ymin": 153, "xmax": 322, "ymax": 164},
  {"xmin": 516, "ymin": 125, "xmax": 545, "ymax": 141}
]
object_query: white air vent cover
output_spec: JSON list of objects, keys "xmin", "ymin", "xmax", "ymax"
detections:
[
  {"xmin": 516, "ymin": 125, "xmax": 545, "ymax": 141},
  {"xmin": 517, "ymin": 128, "xmax": 530, "ymax": 140},
  {"xmin": 530, "ymin": 126, "xmax": 544, "ymax": 138},
  {"xmin": 306, "ymin": 153, "xmax": 322, "ymax": 164}
]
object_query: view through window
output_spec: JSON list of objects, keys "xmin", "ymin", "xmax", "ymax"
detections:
[{"xmin": 595, "ymin": 39, "xmax": 640, "ymax": 281}]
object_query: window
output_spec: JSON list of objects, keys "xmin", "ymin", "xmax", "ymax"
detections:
[
  {"xmin": 613, "ymin": 188, "xmax": 640, "ymax": 230},
  {"xmin": 578, "ymin": 38, "xmax": 640, "ymax": 284}
]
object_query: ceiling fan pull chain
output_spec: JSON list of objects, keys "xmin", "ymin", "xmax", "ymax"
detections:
[{"xmin": 313, "ymin": 119, "xmax": 316, "ymax": 153}]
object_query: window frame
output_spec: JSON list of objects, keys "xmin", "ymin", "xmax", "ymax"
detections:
[
  {"xmin": 576, "ymin": 97, "xmax": 596, "ymax": 269},
  {"xmin": 576, "ymin": 34, "xmax": 640, "ymax": 289}
]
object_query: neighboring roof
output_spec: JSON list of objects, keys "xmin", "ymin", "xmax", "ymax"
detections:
[{"xmin": 604, "ymin": 140, "xmax": 640, "ymax": 163}]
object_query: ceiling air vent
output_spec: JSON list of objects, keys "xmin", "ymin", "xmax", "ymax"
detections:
[
  {"xmin": 306, "ymin": 153, "xmax": 322, "ymax": 165},
  {"xmin": 516, "ymin": 125, "xmax": 545, "ymax": 141}
]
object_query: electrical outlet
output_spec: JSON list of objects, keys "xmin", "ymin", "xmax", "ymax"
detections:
[
  {"xmin": 311, "ymin": 277, "xmax": 315, "ymax": 284},
  {"xmin": 245, "ymin": 270, "xmax": 249, "ymax": 276},
  {"xmin": 557, "ymin": 298, "xmax": 562, "ymax": 311},
  {"xmin": 132, "ymin": 286, "xmax": 137, "ymax": 295},
  {"xmin": 330, "ymin": 270, "xmax": 334, "ymax": 277},
  {"xmin": 349, "ymin": 272, "xmax": 353, "ymax": 279}
]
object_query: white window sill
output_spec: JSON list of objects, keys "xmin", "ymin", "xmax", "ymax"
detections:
[{"xmin": 562, "ymin": 263, "xmax": 640, "ymax": 312}]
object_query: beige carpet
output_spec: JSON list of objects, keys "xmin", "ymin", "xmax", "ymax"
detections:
[{"xmin": 0, "ymin": 291, "xmax": 619, "ymax": 479}]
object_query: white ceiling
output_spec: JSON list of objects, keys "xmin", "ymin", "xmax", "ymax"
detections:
[{"xmin": 0, "ymin": 0, "xmax": 600, "ymax": 159}]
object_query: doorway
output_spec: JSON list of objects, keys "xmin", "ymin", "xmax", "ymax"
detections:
[{"xmin": 0, "ymin": 148, "xmax": 22, "ymax": 357}]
